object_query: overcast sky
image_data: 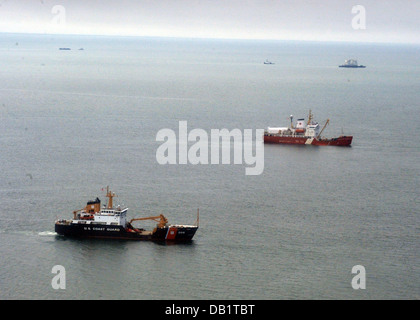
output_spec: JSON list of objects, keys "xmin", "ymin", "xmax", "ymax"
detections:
[{"xmin": 0, "ymin": 0, "xmax": 418, "ymax": 43}]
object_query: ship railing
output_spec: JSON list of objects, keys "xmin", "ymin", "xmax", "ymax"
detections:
[
  {"xmin": 56, "ymin": 219, "xmax": 71, "ymax": 225},
  {"xmin": 264, "ymin": 131, "xmax": 315, "ymax": 138}
]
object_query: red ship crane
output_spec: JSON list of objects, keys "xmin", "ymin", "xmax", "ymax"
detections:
[{"xmin": 316, "ymin": 119, "xmax": 330, "ymax": 139}]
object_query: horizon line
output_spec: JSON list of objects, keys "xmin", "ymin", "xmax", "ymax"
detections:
[{"xmin": 1, "ymin": 31, "xmax": 419, "ymax": 46}]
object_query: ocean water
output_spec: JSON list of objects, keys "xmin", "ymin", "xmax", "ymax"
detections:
[{"xmin": 0, "ymin": 33, "xmax": 419, "ymax": 300}]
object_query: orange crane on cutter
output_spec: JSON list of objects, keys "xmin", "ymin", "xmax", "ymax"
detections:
[{"xmin": 129, "ymin": 214, "xmax": 169, "ymax": 228}]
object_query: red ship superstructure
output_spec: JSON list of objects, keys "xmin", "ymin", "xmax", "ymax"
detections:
[{"xmin": 264, "ymin": 110, "xmax": 353, "ymax": 146}]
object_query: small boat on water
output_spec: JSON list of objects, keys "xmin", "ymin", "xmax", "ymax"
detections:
[
  {"xmin": 264, "ymin": 59, "xmax": 275, "ymax": 65},
  {"xmin": 264, "ymin": 110, "xmax": 353, "ymax": 146},
  {"xmin": 339, "ymin": 59, "xmax": 366, "ymax": 68},
  {"xmin": 55, "ymin": 187, "xmax": 199, "ymax": 241}
]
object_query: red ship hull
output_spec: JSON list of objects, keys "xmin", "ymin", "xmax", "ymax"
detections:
[{"xmin": 264, "ymin": 134, "xmax": 352, "ymax": 146}]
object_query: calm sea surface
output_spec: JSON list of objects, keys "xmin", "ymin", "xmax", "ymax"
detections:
[{"xmin": 0, "ymin": 33, "xmax": 419, "ymax": 299}]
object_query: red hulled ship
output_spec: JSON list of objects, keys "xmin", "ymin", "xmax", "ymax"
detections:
[{"xmin": 264, "ymin": 110, "xmax": 353, "ymax": 146}]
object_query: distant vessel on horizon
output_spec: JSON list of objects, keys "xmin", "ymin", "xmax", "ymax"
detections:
[
  {"xmin": 339, "ymin": 59, "xmax": 366, "ymax": 68},
  {"xmin": 264, "ymin": 59, "xmax": 275, "ymax": 65}
]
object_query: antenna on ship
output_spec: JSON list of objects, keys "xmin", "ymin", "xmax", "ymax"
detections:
[{"xmin": 307, "ymin": 109, "xmax": 313, "ymax": 125}]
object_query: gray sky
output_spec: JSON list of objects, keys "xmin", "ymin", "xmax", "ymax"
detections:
[{"xmin": 0, "ymin": 0, "xmax": 419, "ymax": 43}]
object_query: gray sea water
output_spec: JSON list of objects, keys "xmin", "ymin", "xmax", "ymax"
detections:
[{"xmin": 0, "ymin": 33, "xmax": 419, "ymax": 300}]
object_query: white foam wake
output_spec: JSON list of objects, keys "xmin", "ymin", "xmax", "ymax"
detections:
[{"xmin": 38, "ymin": 231, "xmax": 57, "ymax": 236}]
